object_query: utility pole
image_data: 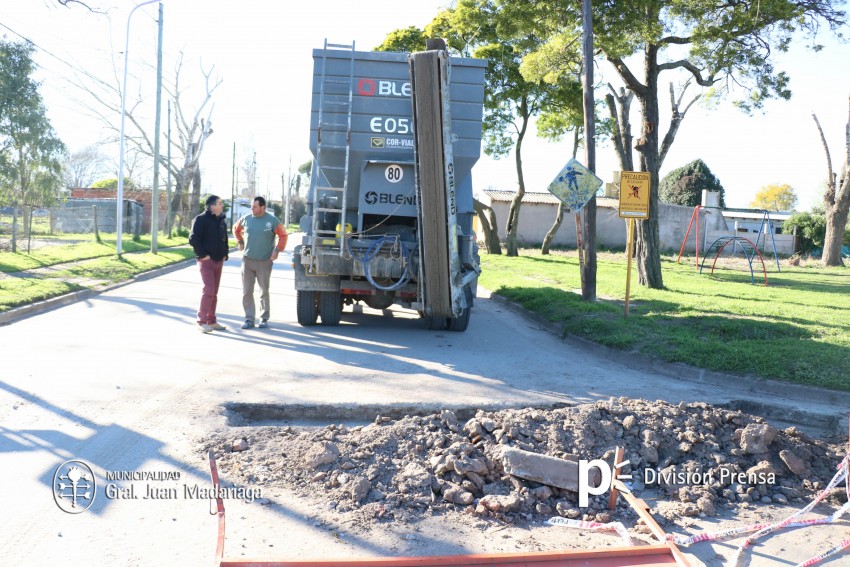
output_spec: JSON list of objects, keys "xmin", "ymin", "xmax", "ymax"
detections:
[
  {"xmin": 166, "ymin": 100, "xmax": 172, "ymax": 237},
  {"xmin": 283, "ymin": 174, "xmax": 289, "ymax": 227},
  {"xmin": 151, "ymin": 2, "xmax": 164, "ymax": 253},
  {"xmin": 230, "ymin": 142, "xmax": 236, "ymax": 229},
  {"xmin": 580, "ymin": 0, "xmax": 597, "ymax": 301},
  {"xmin": 252, "ymin": 151, "xmax": 257, "ymax": 199},
  {"xmin": 117, "ymin": 0, "xmax": 159, "ymax": 255}
]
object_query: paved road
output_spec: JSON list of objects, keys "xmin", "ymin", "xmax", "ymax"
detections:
[{"xmin": 1, "ymin": 247, "xmax": 847, "ymax": 565}]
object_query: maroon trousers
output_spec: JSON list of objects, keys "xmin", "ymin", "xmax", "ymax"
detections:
[{"xmin": 197, "ymin": 258, "xmax": 224, "ymax": 325}]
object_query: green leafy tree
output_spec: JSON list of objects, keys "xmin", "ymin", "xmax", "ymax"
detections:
[
  {"xmin": 0, "ymin": 40, "xmax": 67, "ymax": 252},
  {"xmin": 515, "ymin": 0, "xmax": 845, "ymax": 288},
  {"xmin": 517, "ymin": 37, "xmax": 586, "ymax": 257},
  {"xmin": 659, "ymin": 159, "xmax": 725, "ymax": 208},
  {"xmin": 416, "ymin": 0, "xmax": 584, "ymax": 257},
  {"xmin": 373, "ymin": 27, "xmax": 428, "ymax": 52},
  {"xmin": 783, "ymin": 212, "xmax": 826, "ymax": 254},
  {"xmin": 750, "ymin": 183, "xmax": 798, "ymax": 212}
]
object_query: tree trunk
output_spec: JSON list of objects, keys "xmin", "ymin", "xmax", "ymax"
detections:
[
  {"xmin": 188, "ymin": 166, "xmax": 202, "ymax": 224},
  {"xmin": 822, "ymin": 187, "xmax": 849, "ymax": 266},
  {"xmin": 473, "ymin": 198, "xmax": 501, "ymax": 254},
  {"xmin": 541, "ymin": 202, "xmax": 565, "ymax": 255},
  {"xmin": 505, "ymin": 101, "xmax": 530, "ymax": 257},
  {"xmin": 168, "ymin": 172, "xmax": 186, "ymax": 232},
  {"xmin": 814, "ymin": 97, "xmax": 850, "ymax": 267},
  {"xmin": 605, "ymin": 85, "xmax": 635, "ymax": 171},
  {"xmin": 543, "ymin": 130, "xmax": 581, "ymax": 255},
  {"xmin": 634, "ymin": 46, "xmax": 664, "ymax": 289},
  {"xmin": 10, "ymin": 204, "xmax": 17, "ymax": 253}
]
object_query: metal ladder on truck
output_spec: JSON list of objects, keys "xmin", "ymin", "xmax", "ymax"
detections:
[{"xmin": 309, "ymin": 40, "xmax": 355, "ymax": 269}]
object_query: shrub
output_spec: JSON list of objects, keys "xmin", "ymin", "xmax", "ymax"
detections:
[
  {"xmin": 660, "ymin": 159, "xmax": 726, "ymax": 207},
  {"xmin": 91, "ymin": 177, "xmax": 137, "ymax": 190},
  {"xmin": 782, "ymin": 212, "xmax": 826, "ymax": 253}
]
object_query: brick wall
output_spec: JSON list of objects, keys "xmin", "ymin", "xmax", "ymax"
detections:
[{"xmin": 70, "ymin": 188, "xmax": 169, "ymax": 232}]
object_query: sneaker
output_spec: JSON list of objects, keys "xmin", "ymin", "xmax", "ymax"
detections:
[
  {"xmin": 258, "ymin": 320, "xmax": 268, "ymax": 328},
  {"xmin": 209, "ymin": 323, "xmax": 227, "ymax": 331},
  {"xmin": 198, "ymin": 324, "xmax": 213, "ymax": 333},
  {"xmin": 241, "ymin": 320, "xmax": 254, "ymax": 329}
]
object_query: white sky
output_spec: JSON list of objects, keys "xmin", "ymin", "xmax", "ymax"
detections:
[{"xmin": 3, "ymin": 0, "xmax": 849, "ymax": 210}]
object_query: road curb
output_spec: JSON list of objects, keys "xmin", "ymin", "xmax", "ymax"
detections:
[
  {"xmin": 0, "ymin": 257, "xmax": 197, "ymax": 326},
  {"xmin": 484, "ymin": 289, "xmax": 850, "ymax": 438}
]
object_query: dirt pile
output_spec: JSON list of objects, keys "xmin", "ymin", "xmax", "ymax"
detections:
[{"xmin": 203, "ymin": 398, "xmax": 846, "ymax": 529}]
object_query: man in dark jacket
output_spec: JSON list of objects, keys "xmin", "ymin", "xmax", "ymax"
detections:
[{"xmin": 189, "ymin": 195, "xmax": 229, "ymax": 333}]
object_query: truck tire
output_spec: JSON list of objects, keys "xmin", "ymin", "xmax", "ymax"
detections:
[
  {"xmin": 296, "ymin": 290, "xmax": 319, "ymax": 326},
  {"xmin": 421, "ymin": 314, "xmax": 445, "ymax": 331},
  {"xmin": 446, "ymin": 307, "xmax": 471, "ymax": 332},
  {"xmin": 319, "ymin": 291, "xmax": 342, "ymax": 326}
]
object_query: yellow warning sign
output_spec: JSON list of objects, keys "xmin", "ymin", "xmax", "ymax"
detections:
[{"xmin": 618, "ymin": 171, "xmax": 651, "ymax": 219}]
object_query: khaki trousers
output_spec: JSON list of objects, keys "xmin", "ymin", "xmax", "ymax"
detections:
[{"xmin": 241, "ymin": 257, "xmax": 273, "ymax": 322}]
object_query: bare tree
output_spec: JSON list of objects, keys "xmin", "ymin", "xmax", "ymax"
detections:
[
  {"xmin": 63, "ymin": 145, "xmax": 109, "ymax": 188},
  {"xmin": 813, "ymin": 96, "xmax": 850, "ymax": 267},
  {"xmin": 50, "ymin": 0, "xmax": 101, "ymax": 10},
  {"xmin": 242, "ymin": 149, "xmax": 257, "ymax": 199},
  {"xmin": 72, "ymin": 51, "xmax": 220, "ymax": 230}
]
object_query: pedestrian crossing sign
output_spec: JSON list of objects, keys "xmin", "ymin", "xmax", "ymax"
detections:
[{"xmin": 547, "ymin": 158, "xmax": 603, "ymax": 213}]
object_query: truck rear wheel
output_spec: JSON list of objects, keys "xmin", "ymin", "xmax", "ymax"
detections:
[
  {"xmin": 421, "ymin": 314, "xmax": 445, "ymax": 330},
  {"xmin": 319, "ymin": 291, "xmax": 342, "ymax": 326},
  {"xmin": 446, "ymin": 307, "xmax": 471, "ymax": 332},
  {"xmin": 296, "ymin": 290, "xmax": 319, "ymax": 326}
]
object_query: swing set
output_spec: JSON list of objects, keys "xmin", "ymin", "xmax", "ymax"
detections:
[{"xmin": 676, "ymin": 207, "xmax": 781, "ymax": 285}]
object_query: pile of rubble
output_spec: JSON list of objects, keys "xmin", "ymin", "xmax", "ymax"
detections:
[{"xmin": 204, "ymin": 398, "xmax": 846, "ymax": 528}]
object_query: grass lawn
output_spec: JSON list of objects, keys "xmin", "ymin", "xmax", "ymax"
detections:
[
  {"xmin": 0, "ymin": 278, "xmax": 83, "ymax": 312},
  {"xmin": 479, "ymin": 250, "xmax": 850, "ymax": 391},
  {"xmin": 0, "ymin": 235, "xmax": 195, "ymax": 312},
  {"xmin": 0, "ymin": 234, "xmax": 189, "ymax": 272}
]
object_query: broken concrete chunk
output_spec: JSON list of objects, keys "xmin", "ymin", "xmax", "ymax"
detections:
[
  {"xmin": 479, "ymin": 494, "xmax": 522, "ymax": 513},
  {"xmin": 442, "ymin": 483, "xmax": 474, "ymax": 505},
  {"xmin": 350, "ymin": 477, "xmax": 371, "ymax": 503},
  {"xmin": 738, "ymin": 423, "xmax": 778, "ymax": 455},
  {"xmin": 303, "ymin": 441, "xmax": 340, "ymax": 468},
  {"xmin": 779, "ymin": 449, "xmax": 810, "ymax": 477},
  {"xmin": 453, "ymin": 456, "xmax": 489, "ymax": 476},
  {"xmin": 497, "ymin": 446, "xmax": 588, "ymax": 492}
]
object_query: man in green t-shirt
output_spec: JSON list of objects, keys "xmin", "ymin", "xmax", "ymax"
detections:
[{"xmin": 233, "ymin": 196, "xmax": 288, "ymax": 329}]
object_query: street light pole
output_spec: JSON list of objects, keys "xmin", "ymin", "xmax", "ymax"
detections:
[{"xmin": 117, "ymin": 0, "xmax": 160, "ymax": 256}]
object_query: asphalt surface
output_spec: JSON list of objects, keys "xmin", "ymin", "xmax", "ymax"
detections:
[{"xmin": 1, "ymin": 245, "xmax": 848, "ymax": 566}]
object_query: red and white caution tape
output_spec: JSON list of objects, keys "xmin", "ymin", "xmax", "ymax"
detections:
[
  {"xmin": 546, "ymin": 516, "xmax": 632, "ymax": 547},
  {"xmin": 665, "ymin": 452, "xmax": 850, "ymax": 567},
  {"xmin": 730, "ymin": 453, "xmax": 849, "ymax": 567},
  {"xmin": 796, "ymin": 537, "xmax": 850, "ymax": 567}
]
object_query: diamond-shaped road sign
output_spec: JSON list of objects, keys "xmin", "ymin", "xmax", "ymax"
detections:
[{"xmin": 547, "ymin": 158, "xmax": 603, "ymax": 213}]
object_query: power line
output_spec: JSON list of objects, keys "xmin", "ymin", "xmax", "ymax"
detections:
[{"xmin": 0, "ymin": 19, "xmax": 113, "ymax": 90}]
